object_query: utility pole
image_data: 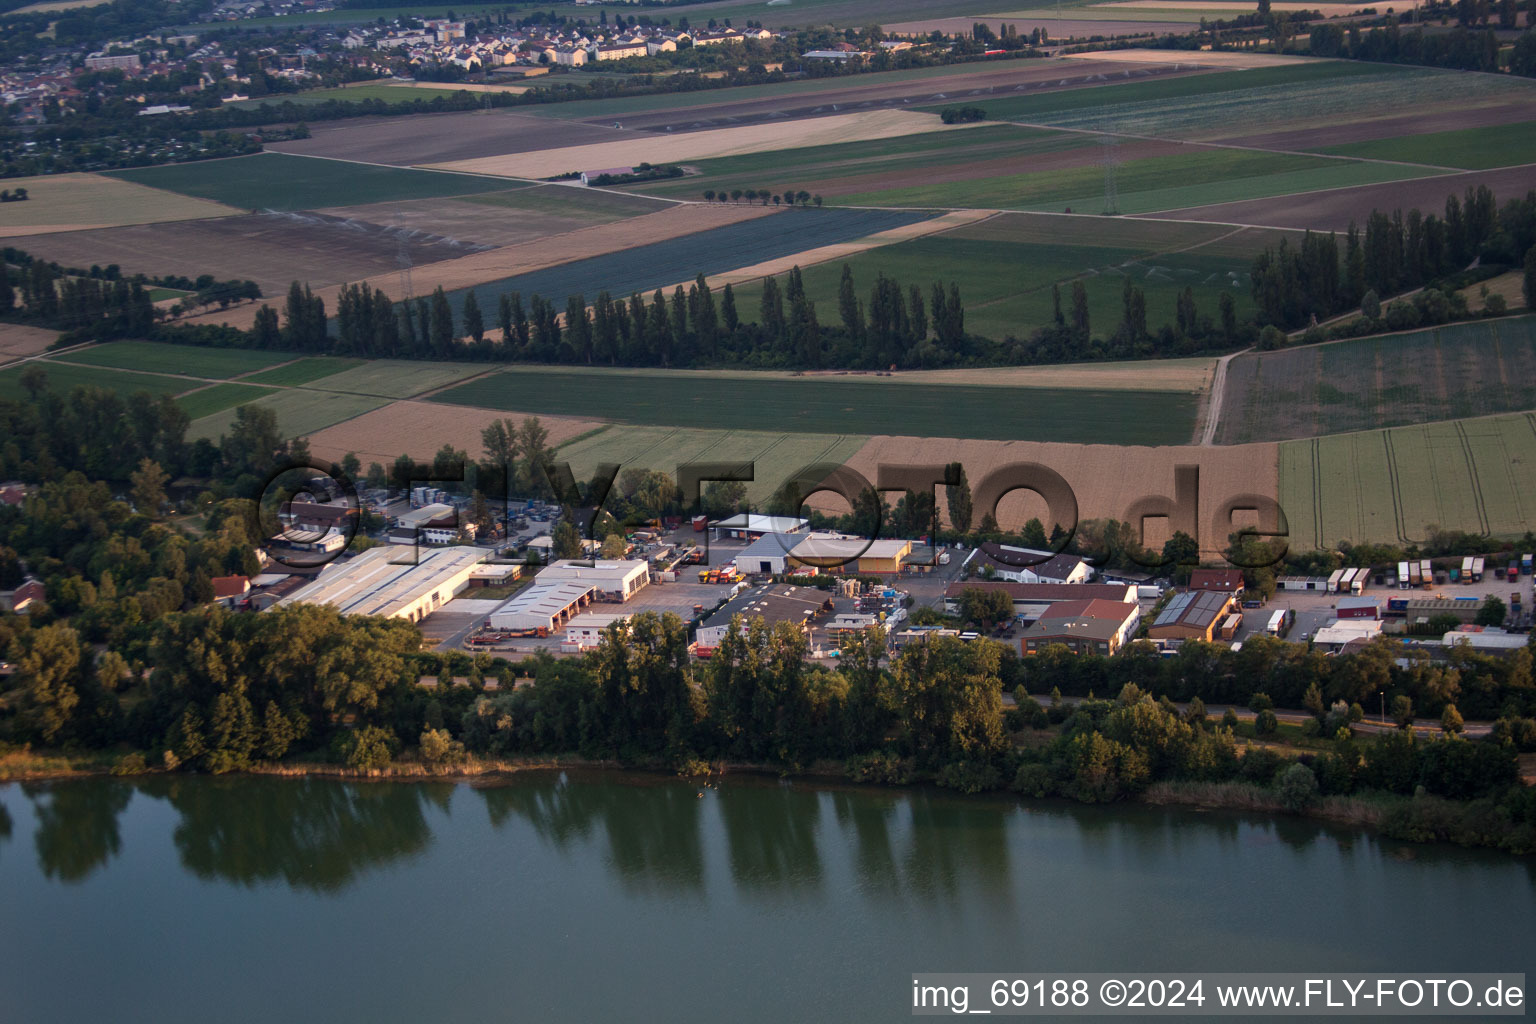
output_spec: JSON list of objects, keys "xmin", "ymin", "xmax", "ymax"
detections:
[{"xmin": 1101, "ymin": 135, "xmax": 1120, "ymax": 216}]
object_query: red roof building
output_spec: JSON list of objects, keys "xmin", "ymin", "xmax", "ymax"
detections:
[{"xmin": 1188, "ymin": 568, "xmax": 1245, "ymax": 593}]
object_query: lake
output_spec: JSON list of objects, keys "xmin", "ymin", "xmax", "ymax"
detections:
[{"xmin": 1, "ymin": 772, "xmax": 1531, "ymax": 1023}]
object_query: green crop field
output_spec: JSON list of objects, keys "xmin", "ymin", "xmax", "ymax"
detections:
[
  {"xmin": 175, "ymin": 2, "xmax": 513, "ymax": 29},
  {"xmin": 429, "ymin": 368, "xmax": 1197, "ymax": 445},
  {"xmin": 1316, "ymin": 121, "xmax": 1536, "ymax": 170},
  {"xmin": 106, "ymin": 153, "xmax": 509, "ymax": 212},
  {"xmin": 0, "ymin": 361, "xmax": 189, "ymax": 401},
  {"xmin": 627, "ymin": 125, "xmax": 1088, "ymax": 200},
  {"xmin": 728, "ymin": 215, "xmax": 1277, "ymax": 343},
  {"xmin": 56, "ymin": 341, "xmax": 291, "ymax": 379},
  {"xmin": 1215, "ymin": 317, "xmax": 1536, "ymax": 444},
  {"xmin": 304, "ymin": 360, "xmax": 489, "ymax": 399},
  {"xmin": 1278, "ymin": 412, "xmax": 1536, "ymax": 551},
  {"xmin": 832, "ymin": 148, "xmax": 1435, "ymax": 214},
  {"xmin": 229, "ymin": 85, "xmax": 474, "ymax": 108},
  {"xmin": 243, "ymin": 357, "xmax": 366, "ymax": 387},
  {"xmin": 942, "ymin": 62, "xmax": 1532, "ymax": 141},
  {"xmin": 188, "ymin": 390, "xmax": 391, "ymax": 442},
  {"xmin": 176, "ymin": 382, "xmax": 278, "ymax": 420},
  {"xmin": 554, "ymin": 426, "xmax": 870, "ymax": 505}
]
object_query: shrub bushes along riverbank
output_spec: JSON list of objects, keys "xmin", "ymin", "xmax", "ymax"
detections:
[{"xmin": 5, "ymin": 605, "xmax": 1534, "ymax": 855}]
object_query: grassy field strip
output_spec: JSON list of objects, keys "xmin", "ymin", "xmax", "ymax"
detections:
[
  {"xmin": 1278, "ymin": 411, "xmax": 1536, "ymax": 550},
  {"xmin": 834, "ymin": 149, "xmax": 1439, "ymax": 214},
  {"xmin": 106, "ymin": 153, "xmax": 517, "ymax": 213},
  {"xmin": 1315, "ymin": 120, "xmax": 1536, "ymax": 171},
  {"xmin": 187, "ymin": 389, "xmax": 391, "ymax": 442},
  {"xmin": 301, "ymin": 360, "xmax": 490, "ymax": 400},
  {"xmin": 175, "ymin": 382, "xmax": 279, "ymax": 420},
  {"xmin": 427, "ymin": 367, "xmax": 1198, "ymax": 445},
  {"xmin": 52, "ymin": 340, "xmax": 292, "ymax": 378},
  {"xmin": 0, "ymin": 360, "xmax": 191, "ymax": 401}
]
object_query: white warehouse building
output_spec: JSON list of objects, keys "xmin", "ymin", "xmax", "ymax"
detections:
[
  {"xmin": 275, "ymin": 546, "xmax": 487, "ymax": 622},
  {"xmin": 537, "ymin": 559, "xmax": 650, "ymax": 602}
]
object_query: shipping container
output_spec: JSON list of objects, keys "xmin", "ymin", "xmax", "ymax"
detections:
[
  {"xmin": 1387, "ymin": 597, "xmax": 1410, "ymax": 613},
  {"xmin": 1265, "ymin": 608, "xmax": 1293, "ymax": 637},
  {"xmin": 1523, "ymin": 553, "xmax": 1533, "ymax": 575}
]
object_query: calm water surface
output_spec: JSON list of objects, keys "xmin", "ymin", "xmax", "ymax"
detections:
[{"xmin": 1, "ymin": 772, "xmax": 1532, "ymax": 1023}]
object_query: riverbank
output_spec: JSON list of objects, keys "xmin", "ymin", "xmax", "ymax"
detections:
[{"xmin": 6, "ymin": 745, "xmax": 1531, "ymax": 856}]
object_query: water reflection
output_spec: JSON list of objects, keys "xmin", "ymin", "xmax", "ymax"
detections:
[
  {"xmin": 478, "ymin": 772, "xmax": 705, "ymax": 894},
  {"xmin": 0, "ymin": 798, "xmax": 12, "ymax": 864},
  {"xmin": 902, "ymin": 791, "xmax": 1013, "ymax": 903},
  {"xmin": 150, "ymin": 776, "xmax": 441, "ymax": 893},
  {"xmin": 830, "ymin": 788, "xmax": 900, "ymax": 896},
  {"xmin": 25, "ymin": 781, "xmax": 131, "ymax": 883},
  {"xmin": 716, "ymin": 779, "xmax": 824, "ymax": 895}
]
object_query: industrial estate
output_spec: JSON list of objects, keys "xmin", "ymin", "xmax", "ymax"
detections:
[{"xmin": 3, "ymin": 0, "xmax": 1536, "ymax": 1014}]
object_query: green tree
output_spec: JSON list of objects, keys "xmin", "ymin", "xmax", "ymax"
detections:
[
  {"xmin": 1391, "ymin": 694, "xmax": 1414, "ymax": 729},
  {"xmin": 462, "ymin": 290, "xmax": 484, "ymax": 343},
  {"xmin": 13, "ymin": 624, "xmax": 82, "ymax": 743},
  {"xmin": 890, "ymin": 636, "xmax": 1007, "ymax": 769},
  {"xmin": 345, "ymin": 725, "xmax": 398, "ymax": 770},
  {"xmin": 1275, "ymin": 762, "xmax": 1317, "ymax": 811},
  {"xmin": 958, "ymin": 587, "xmax": 1013, "ymax": 629},
  {"xmin": 600, "ymin": 532, "xmax": 627, "ymax": 559},
  {"xmin": 1255, "ymin": 708, "xmax": 1278, "ymax": 735},
  {"xmin": 1475, "ymin": 595, "xmax": 1507, "ymax": 627},
  {"xmin": 945, "ymin": 461, "xmax": 972, "ymax": 534},
  {"xmin": 1441, "ymin": 703, "xmax": 1465, "ymax": 735},
  {"xmin": 129, "ymin": 458, "xmax": 169, "ymax": 518},
  {"xmin": 551, "ymin": 520, "xmax": 583, "ymax": 560}
]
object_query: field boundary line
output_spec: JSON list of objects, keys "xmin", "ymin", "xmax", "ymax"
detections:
[
  {"xmin": 1197, "ymin": 344, "xmax": 1248, "ymax": 446},
  {"xmin": 1381, "ymin": 429, "xmax": 1409, "ymax": 544},
  {"xmin": 1454, "ymin": 419, "xmax": 1492, "ymax": 535},
  {"xmin": 408, "ymin": 366, "xmax": 502, "ymax": 401},
  {"xmin": 1310, "ymin": 436, "xmax": 1323, "ymax": 552}
]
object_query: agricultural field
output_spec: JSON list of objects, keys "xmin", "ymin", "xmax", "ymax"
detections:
[
  {"xmin": 3, "ymin": 210, "xmax": 496, "ymax": 297},
  {"xmin": 516, "ymin": 58, "xmax": 1195, "ymax": 126},
  {"xmin": 427, "ymin": 367, "xmax": 1199, "ymax": 445},
  {"xmin": 106, "ymin": 153, "xmax": 511, "ymax": 213},
  {"xmin": 303, "ymin": 360, "xmax": 490, "ymax": 399},
  {"xmin": 242, "ymin": 357, "xmax": 365, "ymax": 387},
  {"xmin": 1278, "ymin": 412, "xmax": 1536, "ymax": 551},
  {"xmin": 552, "ymin": 426, "xmax": 871, "ymax": 507},
  {"xmin": 1315, "ymin": 121, "xmax": 1536, "ymax": 171},
  {"xmin": 728, "ymin": 212, "xmax": 1281, "ymax": 343},
  {"xmin": 186, "ymin": 389, "xmax": 391, "ymax": 442},
  {"xmin": 832, "ymin": 144, "xmax": 1436, "ymax": 214},
  {"xmin": 0, "ymin": 361, "xmax": 189, "ymax": 401},
  {"xmin": 1214, "ymin": 317, "xmax": 1536, "ymax": 445},
  {"xmin": 228, "ymin": 85, "xmax": 472, "ymax": 108},
  {"xmin": 1152, "ymin": 163, "xmax": 1536, "ymax": 232},
  {"xmin": 0, "ymin": 172, "xmax": 238, "ymax": 237},
  {"xmin": 176, "ymin": 383, "xmax": 278, "ymax": 420},
  {"xmin": 0, "ymin": 324, "xmax": 59, "ymax": 363},
  {"xmin": 307, "ymin": 400, "xmax": 601, "ymax": 467},
  {"xmin": 54, "ymin": 340, "xmax": 290, "ymax": 379},
  {"xmin": 426, "ymin": 110, "xmax": 981, "ymax": 181},
  {"xmin": 267, "ymin": 109, "xmax": 632, "ymax": 168},
  {"xmin": 437, "ymin": 207, "xmax": 934, "ymax": 335},
  {"xmin": 625, "ymin": 124, "xmax": 1094, "ymax": 201},
  {"xmin": 845, "ymin": 434, "xmax": 1276, "ymax": 554},
  {"xmin": 940, "ymin": 61, "xmax": 1533, "ymax": 143}
]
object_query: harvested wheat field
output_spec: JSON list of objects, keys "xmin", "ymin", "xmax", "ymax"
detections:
[
  {"xmin": 182, "ymin": 202, "xmax": 780, "ymax": 332},
  {"xmin": 1061, "ymin": 47, "xmax": 1319, "ymax": 68},
  {"xmin": 307, "ymin": 400, "xmax": 602, "ymax": 466},
  {"xmin": 0, "ymin": 172, "xmax": 238, "ymax": 237},
  {"xmin": 840, "ymin": 435, "xmax": 1278, "ymax": 557},
  {"xmin": 0, "ymin": 323, "xmax": 60, "ymax": 363},
  {"xmin": 686, "ymin": 210, "xmax": 994, "ymax": 292},
  {"xmin": 426, "ymin": 110, "xmax": 982, "ymax": 181}
]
